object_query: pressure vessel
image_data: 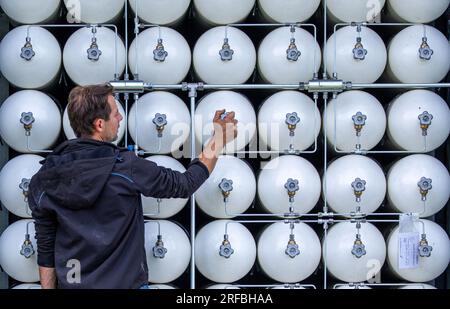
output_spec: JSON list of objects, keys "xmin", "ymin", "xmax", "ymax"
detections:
[
  {"xmin": 0, "ymin": 154, "xmax": 44, "ymax": 218},
  {"xmin": 326, "ymin": 0, "xmax": 386, "ymax": 23},
  {"xmin": 0, "ymin": 90, "xmax": 61, "ymax": 153},
  {"xmin": 63, "ymin": 0, "xmax": 125, "ymax": 24},
  {"xmin": 0, "ymin": 0, "xmax": 60, "ymax": 24},
  {"xmin": 193, "ymin": 0, "xmax": 255, "ymax": 25},
  {"xmin": 258, "ymin": 0, "xmax": 320, "ymax": 23},
  {"xmin": 0, "ymin": 25, "xmax": 61, "ymax": 89},
  {"xmin": 129, "ymin": 0, "xmax": 190, "ymax": 25},
  {"xmin": 11, "ymin": 284, "xmax": 42, "ymax": 289},
  {"xmin": 386, "ymin": 0, "xmax": 450, "ymax": 23}
]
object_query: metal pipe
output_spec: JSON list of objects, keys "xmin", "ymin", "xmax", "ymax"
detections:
[
  {"xmin": 188, "ymin": 86, "xmax": 197, "ymax": 290},
  {"xmin": 26, "ymin": 135, "xmax": 52, "ymax": 153}
]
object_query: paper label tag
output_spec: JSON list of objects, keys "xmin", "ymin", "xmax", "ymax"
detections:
[{"xmin": 398, "ymin": 232, "xmax": 419, "ymax": 269}]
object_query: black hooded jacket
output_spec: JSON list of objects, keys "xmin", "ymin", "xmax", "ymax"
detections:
[{"xmin": 28, "ymin": 139, "xmax": 209, "ymax": 289}]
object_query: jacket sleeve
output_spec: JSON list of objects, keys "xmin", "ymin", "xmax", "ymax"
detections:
[
  {"xmin": 28, "ymin": 183, "xmax": 57, "ymax": 268},
  {"xmin": 130, "ymin": 157, "xmax": 210, "ymax": 198}
]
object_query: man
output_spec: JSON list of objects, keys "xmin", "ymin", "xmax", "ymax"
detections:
[{"xmin": 28, "ymin": 84, "xmax": 238, "ymax": 289}]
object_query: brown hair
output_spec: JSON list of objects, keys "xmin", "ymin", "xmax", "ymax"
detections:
[{"xmin": 67, "ymin": 84, "xmax": 113, "ymax": 137}]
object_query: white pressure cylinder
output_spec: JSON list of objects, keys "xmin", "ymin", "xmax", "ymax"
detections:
[
  {"xmin": 129, "ymin": 0, "xmax": 190, "ymax": 25},
  {"xmin": 148, "ymin": 284, "xmax": 177, "ymax": 289},
  {"xmin": 386, "ymin": 0, "xmax": 450, "ymax": 23},
  {"xmin": 258, "ymin": 0, "xmax": 320, "ymax": 23},
  {"xmin": 386, "ymin": 90, "xmax": 450, "ymax": 152},
  {"xmin": 326, "ymin": 0, "xmax": 386, "ymax": 23},
  {"xmin": 387, "ymin": 154, "xmax": 450, "ymax": 217},
  {"xmin": 325, "ymin": 26, "xmax": 387, "ymax": 83},
  {"xmin": 258, "ymin": 91, "xmax": 321, "ymax": 151},
  {"xmin": 128, "ymin": 27, "xmax": 191, "ymax": 84},
  {"xmin": 334, "ymin": 284, "xmax": 372, "ymax": 289},
  {"xmin": 63, "ymin": 0, "xmax": 125, "ymax": 24},
  {"xmin": 194, "ymin": 91, "xmax": 256, "ymax": 154},
  {"xmin": 128, "ymin": 92, "xmax": 191, "ymax": 154},
  {"xmin": 0, "ymin": 0, "xmax": 60, "ymax": 24},
  {"xmin": 398, "ymin": 284, "xmax": 436, "ymax": 289},
  {"xmin": 63, "ymin": 26, "xmax": 126, "ymax": 86},
  {"xmin": 195, "ymin": 220, "xmax": 256, "ymax": 283},
  {"xmin": 12, "ymin": 284, "xmax": 42, "ymax": 289},
  {"xmin": 325, "ymin": 90, "xmax": 386, "ymax": 152},
  {"xmin": 142, "ymin": 156, "xmax": 188, "ymax": 218},
  {"xmin": 0, "ymin": 90, "xmax": 61, "ymax": 153},
  {"xmin": 257, "ymin": 222, "xmax": 321, "ymax": 283},
  {"xmin": 0, "ymin": 25, "xmax": 61, "ymax": 89},
  {"xmin": 0, "ymin": 219, "xmax": 39, "ymax": 282},
  {"xmin": 258, "ymin": 26, "xmax": 321, "ymax": 84},
  {"xmin": 196, "ymin": 156, "xmax": 256, "ymax": 218},
  {"xmin": 206, "ymin": 284, "xmax": 240, "ymax": 289},
  {"xmin": 0, "ymin": 154, "xmax": 44, "ymax": 218},
  {"xmin": 63, "ymin": 99, "xmax": 126, "ymax": 145},
  {"xmin": 258, "ymin": 155, "xmax": 321, "ymax": 215},
  {"xmin": 193, "ymin": 0, "xmax": 255, "ymax": 25},
  {"xmin": 144, "ymin": 220, "xmax": 191, "ymax": 283},
  {"xmin": 193, "ymin": 26, "xmax": 256, "ymax": 84},
  {"xmin": 386, "ymin": 25, "xmax": 450, "ymax": 84},
  {"xmin": 325, "ymin": 155, "xmax": 386, "ymax": 215},
  {"xmin": 387, "ymin": 219, "xmax": 450, "ymax": 282},
  {"xmin": 324, "ymin": 222, "xmax": 386, "ymax": 283}
]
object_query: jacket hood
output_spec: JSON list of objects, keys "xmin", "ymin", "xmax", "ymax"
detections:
[{"xmin": 30, "ymin": 139, "xmax": 121, "ymax": 210}]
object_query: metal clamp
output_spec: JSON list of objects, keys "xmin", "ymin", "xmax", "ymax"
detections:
[
  {"xmin": 153, "ymin": 38, "xmax": 168, "ymax": 62},
  {"xmin": 285, "ymin": 234, "xmax": 300, "ymax": 258},
  {"xmin": 417, "ymin": 177, "xmax": 432, "ymax": 201},
  {"xmin": 284, "ymin": 178, "xmax": 299, "ymax": 203},
  {"xmin": 285, "ymin": 112, "xmax": 300, "ymax": 137},
  {"xmin": 20, "ymin": 112, "xmax": 35, "ymax": 136},
  {"xmin": 152, "ymin": 235, "xmax": 167, "ymax": 259},
  {"xmin": 219, "ymin": 38, "xmax": 234, "ymax": 61},
  {"xmin": 218, "ymin": 178, "xmax": 233, "ymax": 203},
  {"xmin": 219, "ymin": 234, "xmax": 234, "ymax": 258},
  {"xmin": 19, "ymin": 178, "xmax": 31, "ymax": 202},
  {"xmin": 20, "ymin": 37, "xmax": 35, "ymax": 61},
  {"xmin": 353, "ymin": 37, "xmax": 367, "ymax": 60},
  {"xmin": 351, "ymin": 178, "xmax": 366, "ymax": 203},
  {"xmin": 152, "ymin": 113, "xmax": 167, "ymax": 137},
  {"xmin": 20, "ymin": 234, "xmax": 35, "ymax": 259},
  {"xmin": 418, "ymin": 111, "xmax": 433, "ymax": 136},
  {"xmin": 352, "ymin": 112, "xmax": 367, "ymax": 137},
  {"xmin": 351, "ymin": 234, "xmax": 366, "ymax": 258},
  {"xmin": 419, "ymin": 37, "xmax": 433, "ymax": 60},
  {"xmin": 418, "ymin": 234, "xmax": 433, "ymax": 257}
]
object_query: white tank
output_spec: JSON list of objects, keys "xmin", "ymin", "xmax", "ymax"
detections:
[
  {"xmin": 334, "ymin": 284, "xmax": 372, "ymax": 289},
  {"xmin": 193, "ymin": 26, "xmax": 256, "ymax": 84},
  {"xmin": 0, "ymin": 0, "xmax": 60, "ymax": 24},
  {"xmin": 195, "ymin": 220, "xmax": 256, "ymax": 283},
  {"xmin": 387, "ymin": 90, "xmax": 450, "ymax": 152},
  {"xmin": 386, "ymin": 0, "xmax": 450, "ymax": 23},
  {"xmin": 128, "ymin": 92, "xmax": 191, "ymax": 154},
  {"xmin": 258, "ymin": 26, "xmax": 321, "ymax": 84},
  {"xmin": 325, "ymin": 155, "xmax": 386, "ymax": 215},
  {"xmin": 0, "ymin": 154, "xmax": 44, "ymax": 218},
  {"xmin": 258, "ymin": 91, "xmax": 321, "ymax": 152},
  {"xmin": 0, "ymin": 25, "xmax": 61, "ymax": 89},
  {"xmin": 196, "ymin": 155, "xmax": 256, "ymax": 218},
  {"xmin": 325, "ymin": 26, "xmax": 387, "ymax": 83},
  {"xmin": 206, "ymin": 284, "xmax": 240, "ymax": 289},
  {"xmin": 63, "ymin": 26, "xmax": 126, "ymax": 86},
  {"xmin": 0, "ymin": 90, "xmax": 61, "ymax": 153},
  {"xmin": 258, "ymin": 155, "xmax": 321, "ymax": 215},
  {"xmin": 387, "ymin": 219, "xmax": 450, "ymax": 282},
  {"xmin": 324, "ymin": 222, "xmax": 386, "ymax": 283},
  {"xmin": 387, "ymin": 154, "xmax": 450, "ymax": 217},
  {"xmin": 129, "ymin": 0, "xmax": 190, "ymax": 25},
  {"xmin": 142, "ymin": 156, "xmax": 188, "ymax": 218},
  {"xmin": 258, "ymin": 0, "xmax": 320, "ymax": 23},
  {"xmin": 144, "ymin": 220, "xmax": 191, "ymax": 283},
  {"xmin": 398, "ymin": 284, "xmax": 436, "ymax": 289},
  {"xmin": 12, "ymin": 284, "xmax": 42, "ymax": 289},
  {"xmin": 194, "ymin": 91, "xmax": 256, "ymax": 154},
  {"xmin": 386, "ymin": 25, "xmax": 450, "ymax": 84},
  {"xmin": 257, "ymin": 222, "xmax": 321, "ymax": 283},
  {"xmin": 0, "ymin": 219, "xmax": 39, "ymax": 282},
  {"xmin": 63, "ymin": 0, "xmax": 125, "ymax": 24},
  {"xmin": 272, "ymin": 285, "xmax": 306, "ymax": 289},
  {"xmin": 63, "ymin": 98, "xmax": 126, "ymax": 145},
  {"xmin": 325, "ymin": 90, "xmax": 386, "ymax": 152},
  {"xmin": 148, "ymin": 284, "xmax": 177, "ymax": 289},
  {"xmin": 193, "ymin": 0, "xmax": 255, "ymax": 25},
  {"xmin": 128, "ymin": 26, "xmax": 191, "ymax": 84},
  {"xmin": 326, "ymin": 0, "xmax": 386, "ymax": 23}
]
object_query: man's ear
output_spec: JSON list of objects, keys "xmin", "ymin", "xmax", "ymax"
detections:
[{"xmin": 93, "ymin": 118, "xmax": 104, "ymax": 133}]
